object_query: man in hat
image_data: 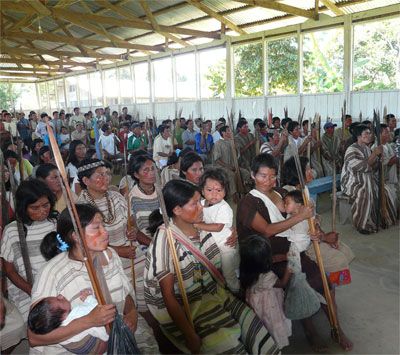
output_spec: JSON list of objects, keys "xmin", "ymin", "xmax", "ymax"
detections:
[{"xmin": 321, "ymin": 121, "xmax": 340, "ymax": 176}]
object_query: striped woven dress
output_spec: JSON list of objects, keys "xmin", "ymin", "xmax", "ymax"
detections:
[
  {"xmin": 0, "ymin": 219, "xmax": 56, "ymax": 320},
  {"xmin": 144, "ymin": 222, "xmax": 279, "ymax": 354},
  {"xmin": 129, "ymin": 184, "xmax": 159, "ymax": 312}
]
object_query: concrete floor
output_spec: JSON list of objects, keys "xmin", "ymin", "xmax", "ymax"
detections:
[{"xmin": 11, "ymin": 192, "xmax": 399, "ymax": 354}]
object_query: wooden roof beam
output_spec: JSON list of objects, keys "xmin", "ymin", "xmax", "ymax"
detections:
[
  {"xmin": 3, "ymin": 30, "xmax": 166, "ymax": 52},
  {"xmin": 54, "ymin": 18, "xmax": 90, "ymax": 57},
  {"xmin": 0, "ymin": 67, "xmax": 70, "ymax": 73},
  {"xmin": 0, "ymin": 57, "xmax": 96, "ymax": 68},
  {"xmin": 319, "ymin": 0, "xmax": 345, "ymax": 16},
  {"xmin": 1, "ymin": 45, "xmax": 124, "ymax": 60},
  {"xmin": 233, "ymin": 0, "xmax": 317, "ymax": 20},
  {"xmin": 24, "ymin": 0, "xmax": 52, "ymax": 16},
  {"xmin": 138, "ymin": 0, "xmax": 190, "ymax": 47},
  {"xmin": 0, "ymin": 71, "xmax": 51, "ymax": 78},
  {"xmin": 186, "ymin": 0, "xmax": 247, "ymax": 35}
]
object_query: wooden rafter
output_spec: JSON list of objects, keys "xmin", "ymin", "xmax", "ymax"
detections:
[
  {"xmin": 319, "ymin": 0, "xmax": 345, "ymax": 16},
  {"xmin": 233, "ymin": 0, "xmax": 317, "ymax": 20},
  {"xmin": 54, "ymin": 18, "xmax": 89, "ymax": 57},
  {"xmin": 0, "ymin": 57, "xmax": 96, "ymax": 68},
  {"xmin": 186, "ymin": 0, "xmax": 246, "ymax": 35},
  {"xmin": 0, "ymin": 71, "xmax": 51, "ymax": 78},
  {"xmin": 0, "ymin": 67, "xmax": 70, "ymax": 73},
  {"xmin": 1, "ymin": 45, "xmax": 124, "ymax": 60},
  {"xmin": 3, "ymin": 30, "xmax": 166, "ymax": 52},
  {"xmin": 138, "ymin": 0, "xmax": 190, "ymax": 47},
  {"xmin": 24, "ymin": 0, "xmax": 52, "ymax": 16}
]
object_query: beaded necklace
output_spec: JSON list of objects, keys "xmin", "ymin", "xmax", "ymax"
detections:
[{"xmin": 83, "ymin": 190, "xmax": 116, "ymax": 224}]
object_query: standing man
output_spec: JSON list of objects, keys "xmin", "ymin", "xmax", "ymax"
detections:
[
  {"xmin": 182, "ymin": 119, "xmax": 196, "ymax": 150},
  {"xmin": 70, "ymin": 107, "xmax": 85, "ymax": 129},
  {"xmin": 153, "ymin": 124, "xmax": 172, "ymax": 169},
  {"xmin": 195, "ymin": 123, "xmax": 213, "ymax": 163},
  {"xmin": 321, "ymin": 122, "xmax": 340, "ymax": 176},
  {"xmin": 234, "ymin": 119, "xmax": 256, "ymax": 172},
  {"xmin": 17, "ymin": 112, "xmax": 31, "ymax": 148}
]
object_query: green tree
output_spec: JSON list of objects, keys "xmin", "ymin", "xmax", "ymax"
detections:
[
  {"xmin": 234, "ymin": 42, "xmax": 263, "ymax": 97},
  {"xmin": 205, "ymin": 60, "xmax": 226, "ymax": 98},
  {"xmin": 0, "ymin": 83, "xmax": 20, "ymax": 111},
  {"xmin": 353, "ymin": 19, "xmax": 400, "ymax": 91}
]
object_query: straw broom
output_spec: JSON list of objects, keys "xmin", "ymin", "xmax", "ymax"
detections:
[{"xmin": 154, "ymin": 163, "xmax": 193, "ymax": 326}]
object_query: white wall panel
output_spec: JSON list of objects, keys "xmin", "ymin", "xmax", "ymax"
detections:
[
  {"xmin": 135, "ymin": 103, "xmax": 153, "ymax": 118},
  {"xmin": 154, "ymin": 102, "xmax": 175, "ymax": 120},
  {"xmin": 233, "ymin": 97, "xmax": 265, "ymax": 119},
  {"xmin": 200, "ymin": 99, "xmax": 227, "ymax": 120},
  {"xmin": 176, "ymin": 101, "xmax": 197, "ymax": 119},
  {"xmin": 351, "ymin": 90, "xmax": 400, "ymax": 119},
  {"xmin": 266, "ymin": 95, "xmax": 300, "ymax": 119}
]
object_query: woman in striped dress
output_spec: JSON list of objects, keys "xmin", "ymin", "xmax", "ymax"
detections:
[
  {"xmin": 0, "ymin": 179, "xmax": 57, "ymax": 320},
  {"xmin": 144, "ymin": 180, "xmax": 279, "ymax": 354}
]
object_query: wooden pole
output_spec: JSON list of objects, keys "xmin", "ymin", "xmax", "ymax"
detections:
[
  {"xmin": 47, "ymin": 123, "xmax": 108, "ymax": 312},
  {"xmin": 6, "ymin": 160, "xmax": 33, "ymax": 285},
  {"xmin": 332, "ymin": 162, "xmax": 337, "ymax": 231},
  {"xmin": 291, "ymin": 144, "xmax": 340, "ymax": 341},
  {"xmin": 154, "ymin": 163, "xmax": 193, "ymax": 326}
]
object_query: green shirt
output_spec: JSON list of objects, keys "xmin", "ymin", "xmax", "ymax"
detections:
[{"xmin": 128, "ymin": 134, "xmax": 146, "ymax": 151}]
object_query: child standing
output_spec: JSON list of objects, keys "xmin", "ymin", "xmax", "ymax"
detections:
[
  {"xmin": 195, "ymin": 168, "xmax": 240, "ymax": 293},
  {"xmin": 239, "ymin": 233, "xmax": 292, "ymax": 349}
]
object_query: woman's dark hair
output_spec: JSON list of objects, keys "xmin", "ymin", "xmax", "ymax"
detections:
[
  {"xmin": 239, "ymin": 234, "xmax": 272, "ymax": 291},
  {"xmin": 85, "ymin": 148, "xmax": 97, "ymax": 159},
  {"xmin": 281, "ymin": 118, "xmax": 292, "ymax": 129},
  {"xmin": 16, "ymin": 179, "xmax": 57, "ymax": 225},
  {"xmin": 128, "ymin": 154, "xmax": 154, "ymax": 182},
  {"xmin": 200, "ymin": 167, "xmax": 229, "ymax": 199},
  {"xmin": 251, "ymin": 153, "xmax": 277, "ymax": 175},
  {"xmin": 179, "ymin": 152, "xmax": 203, "ymax": 179},
  {"xmin": 67, "ymin": 140, "xmax": 85, "ymax": 167},
  {"xmin": 285, "ymin": 189, "xmax": 304, "ymax": 205},
  {"xmin": 40, "ymin": 204, "xmax": 99, "ymax": 261},
  {"xmin": 28, "ymin": 298, "xmax": 65, "ymax": 334},
  {"xmin": 36, "ymin": 163, "xmax": 58, "ymax": 180},
  {"xmin": 77, "ymin": 158, "xmax": 103, "ymax": 189},
  {"xmin": 148, "ymin": 180, "xmax": 198, "ymax": 236},
  {"xmin": 352, "ymin": 124, "xmax": 369, "ymax": 139},
  {"xmin": 282, "ymin": 156, "xmax": 309, "ymax": 186},
  {"xmin": 4, "ymin": 149, "xmax": 19, "ymax": 162}
]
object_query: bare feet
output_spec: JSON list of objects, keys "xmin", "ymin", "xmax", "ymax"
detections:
[{"xmin": 332, "ymin": 328, "xmax": 353, "ymax": 352}]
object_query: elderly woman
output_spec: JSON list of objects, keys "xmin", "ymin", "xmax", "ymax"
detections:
[
  {"xmin": 145, "ymin": 180, "xmax": 278, "ymax": 354},
  {"xmin": 179, "ymin": 151, "xmax": 204, "ymax": 185},
  {"xmin": 36, "ymin": 163, "xmax": 77, "ymax": 213},
  {"xmin": 0, "ymin": 179, "xmax": 57, "ymax": 320},
  {"xmin": 29, "ymin": 204, "xmax": 136, "ymax": 354},
  {"xmin": 236, "ymin": 153, "xmax": 353, "ymax": 352},
  {"xmin": 282, "ymin": 157, "xmax": 354, "ymax": 287}
]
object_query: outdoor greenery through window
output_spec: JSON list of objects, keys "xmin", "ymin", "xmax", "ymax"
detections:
[
  {"xmin": 78, "ymin": 74, "xmax": 90, "ymax": 107},
  {"xmin": 268, "ymin": 36, "xmax": 298, "ymax": 95},
  {"xmin": 39, "ymin": 81, "xmax": 49, "ymax": 111},
  {"xmin": 303, "ymin": 28, "xmax": 344, "ymax": 93},
  {"xmin": 56, "ymin": 79, "xmax": 65, "ymax": 108},
  {"xmin": 234, "ymin": 42, "xmax": 263, "ymax": 97},
  {"xmin": 200, "ymin": 47, "xmax": 226, "ymax": 99},
  {"xmin": 119, "ymin": 66, "xmax": 134, "ymax": 105},
  {"xmin": 47, "ymin": 81, "xmax": 57, "ymax": 109},
  {"xmin": 353, "ymin": 17, "xmax": 400, "ymax": 91},
  {"xmin": 104, "ymin": 68, "xmax": 118, "ymax": 105},
  {"xmin": 89, "ymin": 72, "xmax": 103, "ymax": 106},
  {"xmin": 176, "ymin": 53, "xmax": 196, "ymax": 100}
]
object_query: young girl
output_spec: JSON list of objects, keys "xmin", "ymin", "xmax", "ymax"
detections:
[
  {"xmin": 195, "ymin": 167, "xmax": 240, "ymax": 293},
  {"xmin": 240, "ymin": 233, "xmax": 292, "ymax": 349},
  {"xmin": 284, "ymin": 190, "xmax": 354, "ymax": 286}
]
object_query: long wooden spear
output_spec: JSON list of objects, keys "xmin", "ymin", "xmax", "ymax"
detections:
[
  {"xmin": 226, "ymin": 108, "xmax": 246, "ymax": 195},
  {"xmin": 154, "ymin": 164, "xmax": 193, "ymax": 326},
  {"xmin": 124, "ymin": 139, "xmax": 136, "ymax": 291},
  {"xmin": 46, "ymin": 123, "xmax": 108, "ymax": 313},
  {"xmin": 7, "ymin": 160, "xmax": 33, "ymax": 285},
  {"xmin": 291, "ymin": 143, "xmax": 340, "ymax": 341},
  {"xmin": 332, "ymin": 159, "xmax": 337, "ymax": 231}
]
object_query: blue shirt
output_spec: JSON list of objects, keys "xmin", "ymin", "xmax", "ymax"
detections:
[{"xmin": 195, "ymin": 132, "xmax": 213, "ymax": 155}]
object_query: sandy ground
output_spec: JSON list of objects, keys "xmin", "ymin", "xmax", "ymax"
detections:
[{"xmin": 10, "ymin": 192, "xmax": 399, "ymax": 355}]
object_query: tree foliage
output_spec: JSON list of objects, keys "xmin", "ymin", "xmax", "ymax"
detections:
[
  {"xmin": 0, "ymin": 83, "xmax": 20, "ymax": 111},
  {"xmin": 353, "ymin": 19, "xmax": 400, "ymax": 91}
]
